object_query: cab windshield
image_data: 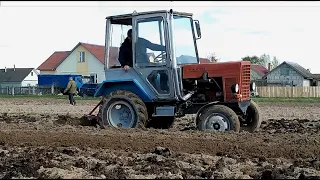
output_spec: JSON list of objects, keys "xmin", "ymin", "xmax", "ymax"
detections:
[{"xmin": 173, "ymin": 16, "xmax": 198, "ymax": 65}]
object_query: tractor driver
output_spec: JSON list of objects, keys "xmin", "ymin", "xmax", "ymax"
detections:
[
  {"xmin": 118, "ymin": 29, "xmax": 166, "ymax": 70},
  {"xmin": 118, "ymin": 29, "xmax": 169, "ymax": 92}
]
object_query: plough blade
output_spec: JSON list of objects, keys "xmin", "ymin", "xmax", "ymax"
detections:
[{"xmin": 81, "ymin": 97, "xmax": 105, "ymax": 129}]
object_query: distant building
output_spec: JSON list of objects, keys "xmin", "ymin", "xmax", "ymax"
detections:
[
  {"xmin": 311, "ymin": 74, "xmax": 320, "ymax": 86},
  {"xmin": 37, "ymin": 42, "xmax": 119, "ymax": 83},
  {"xmin": 251, "ymin": 64, "xmax": 269, "ymax": 81},
  {"xmin": 250, "ymin": 64, "xmax": 269, "ymax": 86},
  {"xmin": 0, "ymin": 67, "xmax": 39, "ymax": 87},
  {"xmin": 37, "ymin": 51, "xmax": 70, "ymax": 75},
  {"xmin": 37, "ymin": 42, "xmax": 212, "ymax": 83},
  {"xmin": 263, "ymin": 61, "xmax": 315, "ymax": 87}
]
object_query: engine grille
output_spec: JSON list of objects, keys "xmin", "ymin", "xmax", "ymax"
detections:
[{"xmin": 241, "ymin": 64, "xmax": 251, "ymax": 99}]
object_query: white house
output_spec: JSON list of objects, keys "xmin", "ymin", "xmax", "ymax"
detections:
[
  {"xmin": 0, "ymin": 67, "xmax": 39, "ymax": 87},
  {"xmin": 37, "ymin": 42, "xmax": 211, "ymax": 84},
  {"xmin": 37, "ymin": 42, "xmax": 120, "ymax": 83}
]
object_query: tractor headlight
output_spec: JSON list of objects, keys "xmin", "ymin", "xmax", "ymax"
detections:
[
  {"xmin": 231, "ymin": 84, "xmax": 239, "ymax": 93},
  {"xmin": 235, "ymin": 84, "xmax": 239, "ymax": 93},
  {"xmin": 250, "ymin": 82, "xmax": 256, "ymax": 91}
]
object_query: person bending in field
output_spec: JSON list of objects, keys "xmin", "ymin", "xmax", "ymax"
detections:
[{"xmin": 64, "ymin": 77, "xmax": 77, "ymax": 105}]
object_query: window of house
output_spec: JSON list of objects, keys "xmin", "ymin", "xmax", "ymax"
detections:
[
  {"xmin": 280, "ymin": 68, "xmax": 289, "ymax": 76},
  {"xmin": 79, "ymin": 51, "xmax": 85, "ymax": 62},
  {"xmin": 31, "ymin": 72, "xmax": 33, "ymax": 76}
]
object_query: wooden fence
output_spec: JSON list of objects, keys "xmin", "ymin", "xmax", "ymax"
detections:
[{"xmin": 256, "ymin": 86, "xmax": 320, "ymax": 98}]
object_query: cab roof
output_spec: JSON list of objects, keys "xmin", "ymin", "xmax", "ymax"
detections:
[{"xmin": 106, "ymin": 10, "xmax": 193, "ymax": 25}]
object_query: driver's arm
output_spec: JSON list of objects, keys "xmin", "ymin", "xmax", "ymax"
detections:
[{"xmin": 141, "ymin": 38, "xmax": 165, "ymax": 51}]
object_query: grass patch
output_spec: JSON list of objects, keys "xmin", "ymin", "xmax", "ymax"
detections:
[
  {"xmin": 252, "ymin": 97, "xmax": 320, "ymax": 103},
  {"xmin": 0, "ymin": 94, "xmax": 99, "ymax": 100}
]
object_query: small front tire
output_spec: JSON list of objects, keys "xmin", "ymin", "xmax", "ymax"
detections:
[
  {"xmin": 197, "ymin": 105, "xmax": 240, "ymax": 133},
  {"xmin": 240, "ymin": 100, "xmax": 261, "ymax": 132}
]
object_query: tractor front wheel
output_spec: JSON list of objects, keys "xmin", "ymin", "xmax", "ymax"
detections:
[
  {"xmin": 100, "ymin": 90, "xmax": 148, "ymax": 128},
  {"xmin": 240, "ymin": 100, "xmax": 261, "ymax": 133},
  {"xmin": 196, "ymin": 105, "xmax": 240, "ymax": 133}
]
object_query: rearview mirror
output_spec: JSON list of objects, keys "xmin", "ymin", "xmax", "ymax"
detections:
[{"xmin": 194, "ymin": 20, "xmax": 201, "ymax": 39}]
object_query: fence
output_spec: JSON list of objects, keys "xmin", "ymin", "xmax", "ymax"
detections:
[
  {"xmin": 2, "ymin": 85, "xmax": 320, "ymax": 98},
  {"xmin": 256, "ymin": 86, "xmax": 320, "ymax": 98},
  {"xmin": 0, "ymin": 85, "xmax": 61, "ymax": 95}
]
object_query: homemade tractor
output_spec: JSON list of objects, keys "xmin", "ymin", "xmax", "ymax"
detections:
[{"xmin": 85, "ymin": 9, "xmax": 261, "ymax": 133}]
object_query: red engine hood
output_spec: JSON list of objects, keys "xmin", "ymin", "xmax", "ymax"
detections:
[{"xmin": 182, "ymin": 61, "xmax": 250, "ymax": 79}]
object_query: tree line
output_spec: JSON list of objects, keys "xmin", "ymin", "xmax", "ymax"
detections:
[
  {"xmin": 241, "ymin": 54, "xmax": 279, "ymax": 70},
  {"xmin": 206, "ymin": 53, "xmax": 279, "ymax": 70}
]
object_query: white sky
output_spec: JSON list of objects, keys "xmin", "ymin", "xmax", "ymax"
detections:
[{"xmin": 1, "ymin": 1, "xmax": 320, "ymax": 73}]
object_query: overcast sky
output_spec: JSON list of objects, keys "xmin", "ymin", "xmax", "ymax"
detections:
[{"xmin": 1, "ymin": 1, "xmax": 320, "ymax": 73}]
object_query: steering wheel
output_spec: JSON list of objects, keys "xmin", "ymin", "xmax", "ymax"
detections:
[{"xmin": 154, "ymin": 51, "xmax": 166, "ymax": 63}]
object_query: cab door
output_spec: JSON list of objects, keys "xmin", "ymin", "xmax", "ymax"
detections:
[{"xmin": 132, "ymin": 13, "xmax": 175, "ymax": 100}]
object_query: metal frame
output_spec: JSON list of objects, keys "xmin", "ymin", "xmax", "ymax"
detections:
[
  {"xmin": 132, "ymin": 12, "xmax": 175, "ymax": 100},
  {"xmin": 105, "ymin": 10, "xmax": 193, "ymax": 24},
  {"xmin": 104, "ymin": 19, "xmax": 111, "ymax": 70}
]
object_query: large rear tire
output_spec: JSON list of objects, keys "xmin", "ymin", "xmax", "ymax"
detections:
[
  {"xmin": 99, "ymin": 90, "xmax": 148, "ymax": 128},
  {"xmin": 197, "ymin": 105, "xmax": 240, "ymax": 132},
  {"xmin": 240, "ymin": 100, "xmax": 261, "ymax": 132}
]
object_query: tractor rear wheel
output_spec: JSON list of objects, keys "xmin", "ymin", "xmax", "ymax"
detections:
[
  {"xmin": 240, "ymin": 100, "xmax": 261, "ymax": 132},
  {"xmin": 99, "ymin": 90, "xmax": 148, "ymax": 128},
  {"xmin": 197, "ymin": 105, "xmax": 240, "ymax": 132}
]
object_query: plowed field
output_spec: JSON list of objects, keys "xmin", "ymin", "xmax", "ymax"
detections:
[{"xmin": 0, "ymin": 98, "xmax": 320, "ymax": 179}]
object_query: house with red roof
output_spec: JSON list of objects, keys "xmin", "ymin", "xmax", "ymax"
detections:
[
  {"xmin": 37, "ymin": 42, "xmax": 120, "ymax": 83},
  {"xmin": 37, "ymin": 51, "xmax": 70, "ymax": 74},
  {"xmin": 251, "ymin": 64, "xmax": 269, "ymax": 81},
  {"xmin": 37, "ymin": 42, "xmax": 212, "ymax": 83}
]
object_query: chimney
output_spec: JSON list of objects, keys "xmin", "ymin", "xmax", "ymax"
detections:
[
  {"xmin": 4, "ymin": 67, "xmax": 6, "ymax": 73},
  {"xmin": 13, "ymin": 64, "xmax": 15, "ymax": 71},
  {"xmin": 268, "ymin": 63, "xmax": 271, "ymax": 71}
]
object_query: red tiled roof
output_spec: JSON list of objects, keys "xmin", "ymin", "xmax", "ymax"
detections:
[
  {"xmin": 251, "ymin": 64, "xmax": 269, "ymax": 76},
  {"xmin": 39, "ymin": 42, "xmax": 213, "ymax": 70},
  {"xmin": 78, "ymin": 43, "xmax": 120, "ymax": 66},
  {"xmin": 37, "ymin": 51, "xmax": 70, "ymax": 71},
  {"xmin": 80, "ymin": 43, "xmax": 105, "ymax": 64},
  {"xmin": 199, "ymin": 58, "xmax": 211, "ymax": 63}
]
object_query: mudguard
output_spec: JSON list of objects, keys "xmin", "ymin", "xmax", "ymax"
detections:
[{"xmin": 94, "ymin": 79, "xmax": 153, "ymax": 102}]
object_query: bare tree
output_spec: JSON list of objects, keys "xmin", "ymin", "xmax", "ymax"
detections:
[
  {"xmin": 206, "ymin": 52, "xmax": 220, "ymax": 62},
  {"xmin": 271, "ymin": 56, "xmax": 279, "ymax": 69},
  {"xmin": 242, "ymin": 54, "xmax": 280, "ymax": 70}
]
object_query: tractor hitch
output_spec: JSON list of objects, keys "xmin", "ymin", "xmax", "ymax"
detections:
[{"xmin": 82, "ymin": 97, "xmax": 105, "ymax": 129}]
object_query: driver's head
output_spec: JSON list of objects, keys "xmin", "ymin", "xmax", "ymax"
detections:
[{"xmin": 127, "ymin": 29, "xmax": 132, "ymax": 42}]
